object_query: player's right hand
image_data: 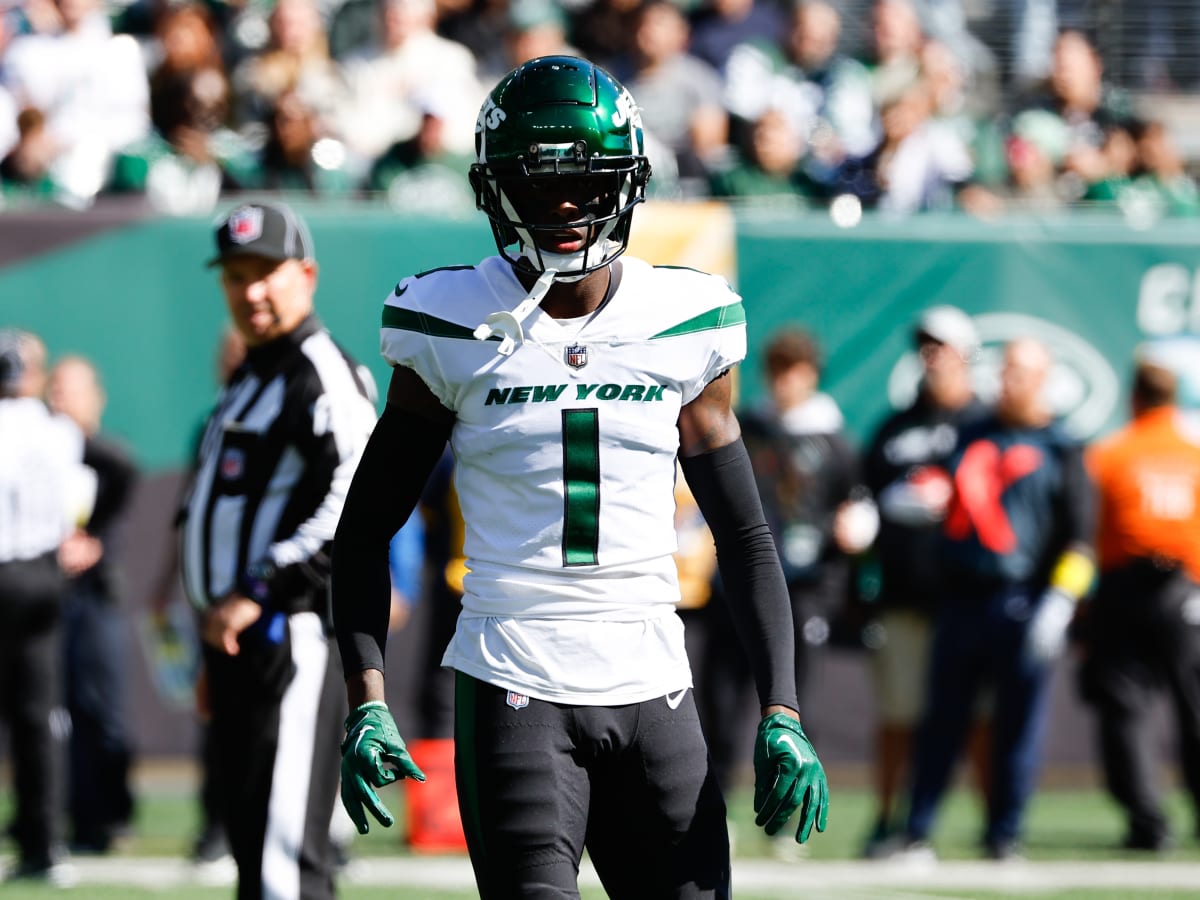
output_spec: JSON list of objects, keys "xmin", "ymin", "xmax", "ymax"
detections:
[{"xmin": 340, "ymin": 701, "xmax": 426, "ymax": 834}]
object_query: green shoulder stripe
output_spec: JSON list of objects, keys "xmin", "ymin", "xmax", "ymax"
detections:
[
  {"xmin": 415, "ymin": 264, "xmax": 475, "ymax": 279},
  {"xmin": 651, "ymin": 301, "xmax": 746, "ymax": 339},
  {"xmin": 382, "ymin": 305, "xmax": 499, "ymax": 341}
]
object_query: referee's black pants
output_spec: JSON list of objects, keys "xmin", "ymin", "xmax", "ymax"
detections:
[
  {"xmin": 204, "ymin": 611, "xmax": 345, "ymax": 900},
  {"xmin": 0, "ymin": 552, "xmax": 68, "ymax": 866},
  {"xmin": 1082, "ymin": 560, "xmax": 1200, "ymax": 845}
]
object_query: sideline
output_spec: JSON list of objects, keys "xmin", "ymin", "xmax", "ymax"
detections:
[{"xmin": 16, "ymin": 855, "xmax": 1200, "ymax": 894}]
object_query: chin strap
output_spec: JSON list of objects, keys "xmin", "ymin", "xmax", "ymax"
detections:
[{"xmin": 473, "ymin": 267, "xmax": 558, "ymax": 356}]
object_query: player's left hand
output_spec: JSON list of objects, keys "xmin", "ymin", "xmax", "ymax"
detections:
[
  {"xmin": 753, "ymin": 712, "xmax": 829, "ymax": 843},
  {"xmin": 340, "ymin": 701, "xmax": 425, "ymax": 834}
]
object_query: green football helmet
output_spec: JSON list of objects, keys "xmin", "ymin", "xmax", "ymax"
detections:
[{"xmin": 469, "ymin": 55, "xmax": 652, "ymax": 280}]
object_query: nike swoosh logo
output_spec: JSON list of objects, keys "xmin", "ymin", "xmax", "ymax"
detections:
[
  {"xmin": 352, "ymin": 726, "xmax": 373, "ymax": 756},
  {"xmin": 666, "ymin": 688, "xmax": 688, "ymax": 709},
  {"xmin": 394, "ymin": 283, "xmax": 408, "ymax": 297}
]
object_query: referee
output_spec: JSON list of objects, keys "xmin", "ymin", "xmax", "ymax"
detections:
[
  {"xmin": 180, "ymin": 202, "xmax": 376, "ymax": 900},
  {"xmin": 1084, "ymin": 354, "xmax": 1200, "ymax": 852},
  {"xmin": 0, "ymin": 330, "xmax": 87, "ymax": 885}
]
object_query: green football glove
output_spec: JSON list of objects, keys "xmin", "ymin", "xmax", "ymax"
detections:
[
  {"xmin": 340, "ymin": 701, "xmax": 426, "ymax": 834},
  {"xmin": 753, "ymin": 712, "xmax": 829, "ymax": 843}
]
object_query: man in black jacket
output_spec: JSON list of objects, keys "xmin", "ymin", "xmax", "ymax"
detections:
[
  {"xmin": 47, "ymin": 356, "xmax": 140, "ymax": 854},
  {"xmin": 860, "ymin": 306, "xmax": 988, "ymax": 856}
]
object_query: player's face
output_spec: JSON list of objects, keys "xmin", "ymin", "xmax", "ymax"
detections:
[
  {"xmin": 503, "ymin": 174, "xmax": 620, "ymax": 254},
  {"xmin": 219, "ymin": 255, "xmax": 316, "ymax": 347}
]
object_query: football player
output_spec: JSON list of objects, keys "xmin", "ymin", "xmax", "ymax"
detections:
[{"xmin": 333, "ymin": 55, "xmax": 828, "ymax": 897}]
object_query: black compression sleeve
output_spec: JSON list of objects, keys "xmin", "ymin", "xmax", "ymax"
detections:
[
  {"xmin": 679, "ymin": 439, "xmax": 799, "ymax": 712},
  {"xmin": 332, "ymin": 402, "xmax": 450, "ymax": 676}
]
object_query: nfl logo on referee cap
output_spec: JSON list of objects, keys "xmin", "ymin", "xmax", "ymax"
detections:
[
  {"xmin": 506, "ymin": 690, "xmax": 529, "ymax": 710},
  {"xmin": 564, "ymin": 343, "xmax": 588, "ymax": 370},
  {"xmin": 228, "ymin": 206, "xmax": 264, "ymax": 244}
]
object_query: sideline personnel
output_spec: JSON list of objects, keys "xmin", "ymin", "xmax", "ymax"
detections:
[
  {"xmin": 180, "ymin": 201, "xmax": 377, "ymax": 899},
  {"xmin": 1083, "ymin": 354, "xmax": 1200, "ymax": 852},
  {"xmin": 333, "ymin": 56, "xmax": 829, "ymax": 898},
  {"xmin": 0, "ymin": 330, "xmax": 87, "ymax": 885}
]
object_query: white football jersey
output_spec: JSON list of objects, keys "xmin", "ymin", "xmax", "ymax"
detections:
[{"xmin": 381, "ymin": 254, "xmax": 746, "ymax": 704}]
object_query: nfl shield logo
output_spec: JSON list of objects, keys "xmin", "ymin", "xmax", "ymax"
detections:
[
  {"xmin": 220, "ymin": 447, "xmax": 244, "ymax": 480},
  {"xmin": 564, "ymin": 343, "xmax": 588, "ymax": 370},
  {"xmin": 505, "ymin": 691, "xmax": 529, "ymax": 710},
  {"xmin": 228, "ymin": 206, "xmax": 263, "ymax": 244}
]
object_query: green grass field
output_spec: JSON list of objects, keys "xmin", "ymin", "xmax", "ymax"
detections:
[{"xmin": 2, "ymin": 765, "xmax": 1198, "ymax": 898}]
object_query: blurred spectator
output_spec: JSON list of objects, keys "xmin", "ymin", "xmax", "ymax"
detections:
[
  {"xmin": 108, "ymin": 66, "xmax": 257, "ymax": 214},
  {"xmin": 1080, "ymin": 121, "xmax": 1139, "ymax": 209},
  {"xmin": 833, "ymin": 80, "xmax": 974, "ymax": 214},
  {"xmin": 863, "ymin": 0, "xmax": 926, "ymax": 107},
  {"xmin": 687, "ymin": 0, "xmax": 785, "ymax": 75},
  {"xmin": 230, "ymin": 0, "xmax": 345, "ymax": 134},
  {"xmin": 256, "ymin": 88, "xmax": 356, "ymax": 195},
  {"xmin": 698, "ymin": 328, "xmax": 870, "ymax": 802},
  {"xmin": 365, "ymin": 93, "xmax": 476, "ymax": 213},
  {"xmin": 568, "ymin": 0, "xmax": 642, "ymax": 73},
  {"xmin": 723, "ymin": 0, "xmax": 879, "ymax": 195},
  {"xmin": 2, "ymin": 0, "xmax": 151, "ymax": 206},
  {"xmin": 709, "ymin": 107, "xmax": 811, "ymax": 207},
  {"xmin": 336, "ymin": 0, "xmax": 484, "ymax": 161},
  {"xmin": 1013, "ymin": 30, "xmax": 1132, "ymax": 198},
  {"xmin": 620, "ymin": 0, "xmax": 729, "ymax": 190},
  {"xmin": 900, "ymin": 337, "xmax": 1096, "ymax": 861},
  {"xmin": 147, "ymin": 3, "xmax": 226, "ymax": 137},
  {"xmin": 1131, "ymin": 120, "xmax": 1200, "ymax": 217},
  {"xmin": 921, "ymin": 37, "xmax": 1005, "ymax": 183},
  {"xmin": 960, "ymin": 106, "xmax": 1072, "ymax": 215},
  {"xmin": 1081, "ymin": 354, "xmax": 1200, "ymax": 853},
  {"xmin": 0, "ymin": 329, "xmax": 88, "ymax": 887},
  {"xmin": 438, "ymin": 0, "xmax": 511, "ymax": 78},
  {"xmin": 492, "ymin": 0, "xmax": 581, "ymax": 79},
  {"xmin": 0, "ymin": 107, "xmax": 59, "ymax": 202},
  {"xmin": 859, "ymin": 306, "xmax": 989, "ymax": 857},
  {"xmin": 46, "ymin": 356, "xmax": 139, "ymax": 856}
]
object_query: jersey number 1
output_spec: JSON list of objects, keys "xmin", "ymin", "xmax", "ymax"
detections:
[{"xmin": 562, "ymin": 409, "xmax": 600, "ymax": 566}]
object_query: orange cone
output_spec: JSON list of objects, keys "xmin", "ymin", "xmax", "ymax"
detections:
[{"xmin": 405, "ymin": 738, "xmax": 467, "ymax": 853}]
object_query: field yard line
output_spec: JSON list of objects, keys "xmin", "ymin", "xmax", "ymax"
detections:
[{"xmin": 38, "ymin": 856, "xmax": 1200, "ymax": 893}]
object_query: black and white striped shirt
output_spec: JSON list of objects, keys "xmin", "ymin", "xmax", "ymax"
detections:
[
  {"xmin": 0, "ymin": 397, "xmax": 87, "ymax": 563},
  {"xmin": 180, "ymin": 316, "xmax": 376, "ymax": 620}
]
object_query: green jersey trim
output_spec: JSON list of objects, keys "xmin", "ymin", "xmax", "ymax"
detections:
[
  {"xmin": 650, "ymin": 301, "xmax": 746, "ymax": 339},
  {"xmin": 382, "ymin": 306, "xmax": 500, "ymax": 341}
]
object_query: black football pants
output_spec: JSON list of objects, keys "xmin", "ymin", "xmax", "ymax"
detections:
[
  {"xmin": 205, "ymin": 612, "xmax": 344, "ymax": 900},
  {"xmin": 0, "ymin": 552, "xmax": 67, "ymax": 866},
  {"xmin": 1084, "ymin": 561, "xmax": 1200, "ymax": 843},
  {"xmin": 454, "ymin": 673, "xmax": 731, "ymax": 900}
]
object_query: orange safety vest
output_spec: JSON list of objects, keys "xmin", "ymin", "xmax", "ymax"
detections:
[{"xmin": 1086, "ymin": 406, "xmax": 1200, "ymax": 581}]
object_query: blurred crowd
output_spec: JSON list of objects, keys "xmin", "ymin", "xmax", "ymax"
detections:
[{"xmin": 2, "ymin": 0, "xmax": 1200, "ymax": 218}]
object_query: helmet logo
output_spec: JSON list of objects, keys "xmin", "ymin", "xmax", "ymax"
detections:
[
  {"xmin": 478, "ymin": 96, "xmax": 506, "ymax": 132},
  {"xmin": 613, "ymin": 88, "xmax": 637, "ymax": 129},
  {"xmin": 565, "ymin": 343, "xmax": 589, "ymax": 370}
]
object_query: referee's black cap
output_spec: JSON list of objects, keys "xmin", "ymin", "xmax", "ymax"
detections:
[{"xmin": 207, "ymin": 201, "xmax": 315, "ymax": 268}]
